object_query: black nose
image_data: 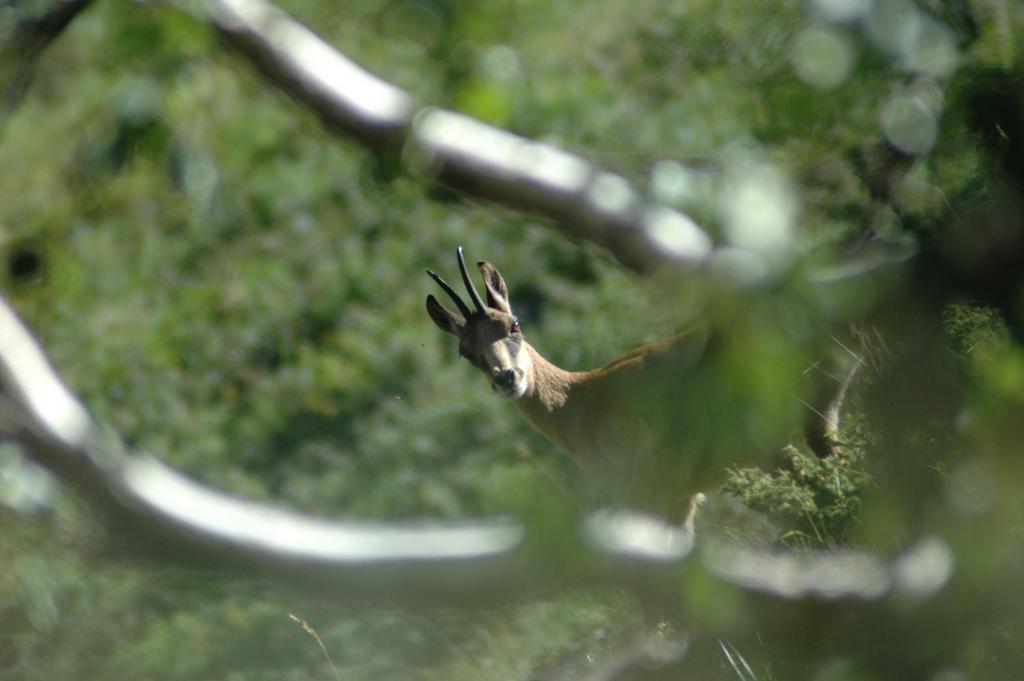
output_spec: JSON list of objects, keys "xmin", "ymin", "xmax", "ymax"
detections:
[{"xmin": 495, "ymin": 369, "xmax": 516, "ymax": 388}]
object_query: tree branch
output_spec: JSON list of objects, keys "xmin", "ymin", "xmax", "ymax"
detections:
[
  {"xmin": 186, "ymin": 0, "xmax": 712, "ymax": 272},
  {"xmin": 0, "ymin": 298, "xmax": 704, "ymax": 606},
  {"xmin": 0, "ymin": 293, "xmax": 525, "ymax": 605},
  {"xmin": 0, "ymin": 292, "xmax": 945, "ymax": 607},
  {"xmin": 1, "ymin": 0, "xmax": 94, "ymax": 112},
  {"xmin": 0, "ymin": 0, "xmax": 958, "ymax": 630}
]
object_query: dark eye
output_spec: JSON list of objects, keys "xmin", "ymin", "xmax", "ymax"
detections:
[{"xmin": 511, "ymin": 318, "xmax": 521, "ymax": 334}]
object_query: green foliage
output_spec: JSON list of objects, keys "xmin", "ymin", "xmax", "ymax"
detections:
[
  {"xmin": 944, "ymin": 302, "xmax": 1009, "ymax": 360},
  {"xmin": 2, "ymin": 0, "xmax": 1024, "ymax": 678},
  {"xmin": 725, "ymin": 443, "xmax": 871, "ymax": 548}
]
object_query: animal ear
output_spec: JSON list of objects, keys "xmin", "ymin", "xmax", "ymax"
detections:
[
  {"xmin": 476, "ymin": 261, "xmax": 512, "ymax": 315},
  {"xmin": 426, "ymin": 295, "xmax": 465, "ymax": 336}
]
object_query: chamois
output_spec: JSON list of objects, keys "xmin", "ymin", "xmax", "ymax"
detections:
[{"xmin": 426, "ymin": 247, "xmax": 767, "ymax": 530}]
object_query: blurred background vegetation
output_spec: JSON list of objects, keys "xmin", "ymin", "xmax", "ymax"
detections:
[{"xmin": 1, "ymin": 0, "xmax": 1024, "ymax": 678}]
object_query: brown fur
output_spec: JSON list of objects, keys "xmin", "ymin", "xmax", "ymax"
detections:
[
  {"xmin": 428, "ymin": 252, "xmax": 717, "ymax": 526},
  {"xmin": 513, "ymin": 329, "xmax": 715, "ymax": 524}
]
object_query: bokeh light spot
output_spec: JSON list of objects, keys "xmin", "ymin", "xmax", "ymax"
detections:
[
  {"xmin": 719, "ymin": 163, "xmax": 797, "ymax": 258},
  {"xmin": 480, "ymin": 45, "xmax": 521, "ymax": 83},
  {"xmin": 865, "ymin": 0, "xmax": 922, "ymax": 58},
  {"xmin": 644, "ymin": 207, "xmax": 713, "ymax": 263},
  {"xmin": 863, "ymin": 0, "xmax": 959, "ymax": 77},
  {"xmin": 711, "ymin": 247, "xmax": 770, "ymax": 286},
  {"xmin": 589, "ymin": 172, "xmax": 635, "ymax": 213},
  {"xmin": 791, "ymin": 26, "xmax": 855, "ymax": 90},
  {"xmin": 650, "ymin": 160, "xmax": 696, "ymax": 204},
  {"xmin": 880, "ymin": 95, "xmax": 937, "ymax": 155},
  {"xmin": 811, "ymin": 0, "xmax": 870, "ymax": 23},
  {"xmin": 904, "ymin": 19, "xmax": 959, "ymax": 78}
]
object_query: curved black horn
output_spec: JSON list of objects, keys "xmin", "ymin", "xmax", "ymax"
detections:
[
  {"xmin": 426, "ymin": 269, "xmax": 472, "ymax": 319},
  {"xmin": 457, "ymin": 246, "xmax": 486, "ymax": 313}
]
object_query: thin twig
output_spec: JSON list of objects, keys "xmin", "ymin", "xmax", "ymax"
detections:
[
  {"xmin": 718, "ymin": 638, "xmax": 757, "ymax": 681},
  {"xmin": 289, "ymin": 613, "xmax": 342, "ymax": 681}
]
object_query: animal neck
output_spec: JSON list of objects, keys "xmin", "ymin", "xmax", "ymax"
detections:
[
  {"xmin": 511, "ymin": 332, "xmax": 696, "ymax": 456},
  {"xmin": 520, "ymin": 343, "xmax": 579, "ymax": 412},
  {"xmin": 513, "ymin": 343, "xmax": 590, "ymax": 456}
]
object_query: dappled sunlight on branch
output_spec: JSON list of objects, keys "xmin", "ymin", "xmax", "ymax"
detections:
[
  {"xmin": 185, "ymin": 0, "xmax": 713, "ymax": 271},
  {"xmin": 6, "ymin": 0, "xmax": 1024, "ymax": 676},
  {"xmin": 0, "ymin": 293, "xmax": 956, "ymax": 614},
  {"xmin": 703, "ymin": 535, "xmax": 953, "ymax": 601},
  {"xmin": 0, "ymin": 292, "xmax": 528, "ymax": 601},
  {"xmin": 0, "ymin": 269, "xmax": 91, "ymax": 450},
  {"xmin": 206, "ymin": 0, "xmax": 414, "ymax": 147},
  {"xmin": 413, "ymin": 109, "xmax": 712, "ymax": 269}
]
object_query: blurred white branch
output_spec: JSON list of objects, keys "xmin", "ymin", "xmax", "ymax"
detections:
[
  {"xmin": 0, "ymin": 295, "xmax": 706, "ymax": 607},
  {"xmin": 0, "ymin": 0, "xmax": 953, "ymax": 632},
  {"xmin": 0, "ymin": 292, "xmax": 945, "ymax": 609},
  {"xmin": 186, "ymin": 0, "xmax": 712, "ymax": 271},
  {"xmin": 0, "ymin": 293, "xmax": 530, "ymax": 604}
]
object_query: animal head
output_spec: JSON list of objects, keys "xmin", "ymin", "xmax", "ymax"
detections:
[{"xmin": 426, "ymin": 247, "xmax": 532, "ymax": 399}]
